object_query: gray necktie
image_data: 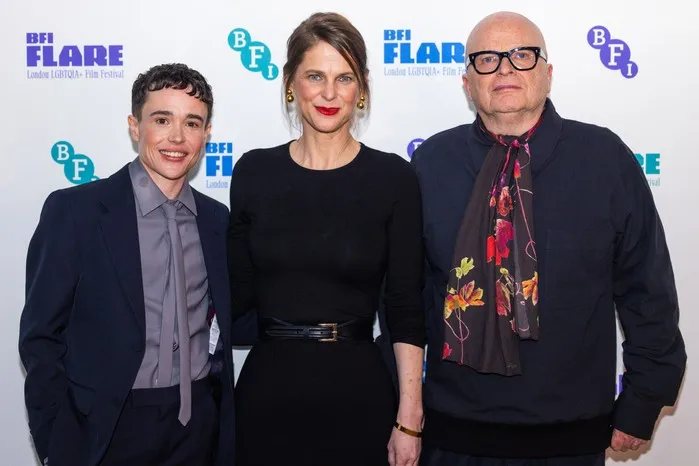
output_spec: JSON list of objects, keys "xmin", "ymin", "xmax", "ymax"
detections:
[{"xmin": 160, "ymin": 200, "xmax": 191, "ymax": 426}]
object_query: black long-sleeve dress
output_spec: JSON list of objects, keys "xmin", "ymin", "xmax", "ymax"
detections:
[{"xmin": 227, "ymin": 141, "xmax": 425, "ymax": 466}]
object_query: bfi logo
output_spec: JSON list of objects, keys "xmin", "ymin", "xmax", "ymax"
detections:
[
  {"xmin": 407, "ymin": 138, "xmax": 424, "ymax": 158},
  {"xmin": 587, "ymin": 26, "xmax": 638, "ymax": 78},
  {"xmin": 26, "ymin": 32, "xmax": 123, "ymax": 67},
  {"xmin": 228, "ymin": 28, "xmax": 279, "ymax": 80},
  {"xmin": 205, "ymin": 143, "xmax": 234, "ymax": 177},
  {"xmin": 51, "ymin": 141, "xmax": 99, "ymax": 185},
  {"xmin": 384, "ymin": 29, "xmax": 465, "ymax": 64},
  {"xmin": 386, "ymin": 29, "xmax": 412, "ymax": 41}
]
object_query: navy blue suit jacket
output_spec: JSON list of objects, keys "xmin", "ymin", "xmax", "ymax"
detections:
[{"xmin": 19, "ymin": 164, "xmax": 254, "ymax": 466}]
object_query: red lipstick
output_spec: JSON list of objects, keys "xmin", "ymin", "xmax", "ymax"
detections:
[{"xmin": 316, "ymin": 106, "xmax": 340, "ymax": 116}]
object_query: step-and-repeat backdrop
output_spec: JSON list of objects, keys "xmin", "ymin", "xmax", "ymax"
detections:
[{"xmin": 2, "ymin": 0, "xmax": 694, "ymax": 464}]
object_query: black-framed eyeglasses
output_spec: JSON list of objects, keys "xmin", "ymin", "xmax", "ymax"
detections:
[{"xmin": 467, "ymin": 46, "xmax": 547, "ymax": 75}]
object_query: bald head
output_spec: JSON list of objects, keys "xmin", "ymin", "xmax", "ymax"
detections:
[
  {"xmin": 466, "ymin": 12, "xmax": 548, "ymax": 58},
  {"xmin": 461, "ymin": 11, "xmax": 553, "ymax": 135}
]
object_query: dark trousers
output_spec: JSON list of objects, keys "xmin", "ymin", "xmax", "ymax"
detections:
[
  {"xmin": 420, "ymin": 447, "xmax": 605, "ymax": 466},
  {"xmin": 100, "ymin": 377, "xmax": 218, "ymax": 466}
]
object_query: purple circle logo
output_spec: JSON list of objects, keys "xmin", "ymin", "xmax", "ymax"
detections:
[
  {"xmin": 587, "ymin": 26, "xmax": 610, "ymax": 49},
  {"xmin": 587, "ymin": 26, "xmax": 638, "ymax": 78},
  {"xmin": 407, "ymin": 138, "xmax": 424, "ymax": 158},
  {"xmin": 622, "ymin": 61, "xmax": 638, "ymax": 79},
  {"xmin": 599, "ymin": 38, "xmax": 631, "ymax": 70}
]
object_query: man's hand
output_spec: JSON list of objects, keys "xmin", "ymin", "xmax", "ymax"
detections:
[{"xmin": 610, "ymin": 429, "xmax": 648, "ymax": 452}]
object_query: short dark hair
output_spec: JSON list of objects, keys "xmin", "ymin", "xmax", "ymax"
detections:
[
  {"xmin": 283, "ymin": 12, "xmax": 370, "ymax": 113},
  {"xmin": 131, "ymin": 63, "xmax": 214, "ymax": 124}
]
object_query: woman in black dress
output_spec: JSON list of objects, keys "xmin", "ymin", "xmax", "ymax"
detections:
[{"xmin": 228, "ymin": 12, "xmax": 425, "ymax": 466}]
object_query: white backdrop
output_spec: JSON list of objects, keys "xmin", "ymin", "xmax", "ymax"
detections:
[{"xmin": 1, "ymin": 0, "xmax": 695, "ymax": 464}]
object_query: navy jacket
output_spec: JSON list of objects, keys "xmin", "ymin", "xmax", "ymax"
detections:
[
  {"xmin": 19, "ymin": 164, "xmax": 255, "ymax": 466},
  {"xmin": 412, "ymin": 100, "xmax": 686, "ymax": 457}
]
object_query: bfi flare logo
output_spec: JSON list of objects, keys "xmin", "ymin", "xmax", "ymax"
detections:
[
  {"xmin": 383, "ymin": 29, "xmax": 466, "ymax": 77},
  {"xmin": 587, "ymin": 26, "xmax": 638, "ymax": 79},
  {"xmin": 51, "ymin": 141, "xmax": 100, "ymax": 185},
  {"xmin": 205, "ymin": 142, "xmax": 234, "ymax": 189},
  {"xmin": 228, "ymin": 28, "xmax": 279, "ymax": 80},
  {"xmin": 26, "ymin": 32, "xmax": 124, "ymax": 80}
]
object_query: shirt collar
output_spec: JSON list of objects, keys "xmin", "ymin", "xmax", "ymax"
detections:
[{"xmin": 128, "ymin": 157, "xmax": 198, "ymax": 216}]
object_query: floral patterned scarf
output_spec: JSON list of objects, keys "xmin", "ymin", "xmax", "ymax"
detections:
[{"xmin": 442, "ymin": 114, "xmax": 542, "ymax": 376}]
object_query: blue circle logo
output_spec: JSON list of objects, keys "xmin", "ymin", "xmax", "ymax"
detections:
[
  {"xmin": 51, "ymin": 141, "xmax": 99, "ymax": 184},
  {"xmin": 228, "ymin": 28, "xmax": 279, "ymax": 80}
]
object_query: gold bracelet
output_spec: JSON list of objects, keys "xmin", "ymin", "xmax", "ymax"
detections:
[{"xmin": 394, "ymin": 421, "xmax": 423, "ymax": 438}]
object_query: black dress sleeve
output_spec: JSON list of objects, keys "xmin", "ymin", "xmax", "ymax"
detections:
[
  {"xmin": 227, "ymin": 153, "xmax": 256, "ymax": 324},
  {"xmin": 383, "ymin": 161, "xmax": 426, "ymax": 347}
]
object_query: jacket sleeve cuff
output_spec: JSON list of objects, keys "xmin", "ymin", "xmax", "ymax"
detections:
[
  {"xmin": 29, "ymin": 407, "xmax": 59, "ymax": 463},
  {"xmin": 32, "ymin": 428, "xmax": 50, "ymax": 464},
  {"xmin": 612, "ymin": 388, "xmax": 663, "ymax": 440}
]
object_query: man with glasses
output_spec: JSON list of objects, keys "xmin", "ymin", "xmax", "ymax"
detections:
[{"xmin": 412, "ymin": 11, "xmax": 686, "ymax": 466}]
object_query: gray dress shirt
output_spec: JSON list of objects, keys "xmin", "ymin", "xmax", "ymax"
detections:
[{"xmin": 129, "ymin": 158, "xmax": 211, "ymax": 389}]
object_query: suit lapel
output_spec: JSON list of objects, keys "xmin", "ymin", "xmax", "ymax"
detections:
[{"xmin": 98, "ymin": 165, "xmax": 146, "ymax": 336}]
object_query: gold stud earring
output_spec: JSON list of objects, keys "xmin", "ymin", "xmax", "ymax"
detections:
[
  {"xmin": 286, "ymin": 88, "xmax": 294, "ymax": 103},
  {"xmin": 357, "ymin": 94, "xmax": 365, "ymax": 110}
]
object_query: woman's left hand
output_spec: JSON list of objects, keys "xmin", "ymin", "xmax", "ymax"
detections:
[{"xmin": 388, "ymin": 423, "xmax": 421, "ymax": 466}]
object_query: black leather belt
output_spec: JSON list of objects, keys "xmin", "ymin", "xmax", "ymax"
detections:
[{"xmin": 259, "ymin": 317, "xmax": 374, "ymax": 343}]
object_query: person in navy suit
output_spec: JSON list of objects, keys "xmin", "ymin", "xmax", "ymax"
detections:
[{"xmin": 19, "ymin": 63, "xmax": 254, "ymax": 466}]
